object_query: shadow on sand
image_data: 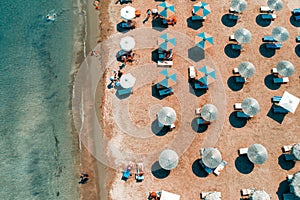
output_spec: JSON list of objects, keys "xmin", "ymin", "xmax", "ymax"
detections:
[
  {"xmin": 278, "ymin": 154, "xmax": 295, "ymax": 170},
  {"xmin": 151, "ymin": 161, "xmax": 170, "ymax": 179},
  {"xmin": 221, "ymin": 14, "xmax": 238, "ymax": 27},
  {"xmin": 229, "ymin": 111, "xmax": 248, "ymax": 128},
  {"xmin": 191, "ymin": 117, "xmax": 209, "ymax": 133},
  {"xmin": 224, "ymin": 44, "xmax": 241, "ymax": 58},
  {"xmin": 256, "ymin": 14, "xmax": 272, "ymax": 27},
  {"xmin": 151, "ymin": 49, "xmax": 159, "ymax": 63},
  {"xmin": 276, "ymin": 179, "xmax": 290, "ymax": 200},
  {"xmin": 235, "ymin": 155, "xmax": 254, "ymax": 174},
  {"xmin": 151, "ymin": 84, "xmax": 169, "ymax": 100},
  {"xmin": 227, "ymin": 76, "xmax": 244, "ymax": 91},
  {"xmin": 264, "ymin": 74, "xmax": 281, "ymax": 90},
  {"xmin": 295, "ymin": 44, "xmax": 300, "ymax": 57},
  {"xmin": 188, "ymin": 46, "xmax": 205, "ymax": 62},
  {"xmin": 259, "ymin": 43, "xmax": 276, "ymax": 58},
  {"xmin": 152, "ymin": 18, "xmax": 168, "ymax": 32},
  {"xmin": 192, "ymin": 159, "xmax": 209, "ymax": 178},
  {"xmin": 151, "ymin": 119, "xmax": 169, "ymax": 136},
  {"xmin": 116, "ymin": 22, "xmax": 131, "ymax": 33},
  {"xmin": 186, "ymin": 17, "xmax": 204, "ymax": 30},
  {"xmin": 188, "ymin": 80, "xmax": 207, "ymax": 97},
  {"xmin": 290, "ymin": 15, "xmax": 300, "ymax": 27},
  {"xmin": 266, "ymin": 106, "xmax": 287, "ymax": 124}
]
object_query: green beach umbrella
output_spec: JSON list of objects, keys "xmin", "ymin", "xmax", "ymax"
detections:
[
  {"xmin": 157, "ymin": 2, "xmax": 175, "ymax": 18},
  {"xmin": 267, "ymin": 0, "xmax": 283, "ymax": 11},
  {"xmin": 234, "ymin": 28, "xmax": 252, "ymax": 44},
  {"xmin": 158, "ymin": 33, "xmax": 176, "ymax": 51},
  {"xmin": 276, "ymin": 60, "xmax": 294, "ymax": 77},
  {"xmin": 198, "ymin": 66, "xmax": 216, "ymax": 85},
  {"xmin": 157, "ymin": 107, "xmax": 177, "ymax": 126},
  {"xmin": 201, "ymin": 104, "xmax": 218, "ymax": 122},
  {"xmin": 238, "ymin": 62, "xmax": 256, "ymax": 78},
  {"xmin": 193, "ymin": 2, "xmax": 211, "ymax": 17},
  {"xmin": 195, "ymin": 32, "xmax": 214, "ymax": 50},
  {"xmin": 158, "ymin": 149, "xmax": 179, "ymax": 170},
  {"xmin": 247, "ymin": 144, "xmax": 268, "ymax": 165},
  {"xmin": 158, "ymin": 69, "xmax": 177, "ymax": 88},
  {"xmin": 272, "ymin": 26, "xmax": 289, "ymax": 42},
  {"xmin": 231, "ymin": 0, "xmax": 247, "ymax": 12},
  {"xmin": 241, "ymin": 97, "xmax": 260, "ymax": 116}
]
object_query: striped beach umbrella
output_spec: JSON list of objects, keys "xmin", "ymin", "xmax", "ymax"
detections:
[
  {"xmin": 276, "ymin": 60, "xmax": 294, "ymax": 77},
  {"xmin": 272, "ymin": 26, "xmax": 289, "ymax": 42},
  {"xmin": 201, "ymin": 148, "xmax": 222, "ymax": 169},
  {"xmin": 241, "ymin": 97, "xmax": 260, "ymax": 116},
  {"xmin": 231, "ymin": 0, "xmax": 247, "ymax": 12},
  {"xmin": 247, "ymin": 144, "xmax": 268, "ymax": 165},
  {"xmin": 234, "ymin": 28, "xmax": 252, "ymax": 44},
  {"xmin": 158, "ymin": 149, "xmax": 179, "ymax": 170},
  {"xmin": 120, "ymin": 36, "xmax": 135, "ymax": 52},
  {"xmin": 158, "ymin": 68, "xmax": 177, "ymax": 88},
  {"xmin": 157, "ymin": 107, "xmax": 177, "ymax": 126},
  {"xmin": 195, "ymin": 32, "xmax": 214, "ymax": 50},
  {"xmin": 158, "ymin": 33, "xmax": 176, "ymax": 51},
  {"xmin": 157, "ymin": 2, "xmax": 175, "ymax": 18},
  {"xmin": 238, "ymin": 62, "xmax": 256, "ymax": 78},
  {"xmin": 193, "ymin": 2, "xmax": 211, "ymax": 17},
  {"xmin": 120, "ymin": 6, "xmax": 136, "ymax": 21},
  {"xmin": 267, "ymin": 0, "xmax": 283, "ymax": 11},
  {"xmin": 201, "ymin": 104, "xmax": 218, "ymax": 122},
  {"xmin": 198, "ymin": 66, "xmax": 216, "ymax": 85}
]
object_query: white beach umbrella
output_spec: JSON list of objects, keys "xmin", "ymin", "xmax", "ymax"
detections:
[
  {"xmin": 231, "ymin": 0, "xmax": 247, "ymax": 12},
  {"xmin": 250, "ymin": 190, "xmax": 271, "ymax": 200},
  {"xmin": 234, "ymin": 28, "xmax": 252, "ymax": 44},
  {"xmin": 201, "ymin": 104, "xmax": 218, "ymax": 122},
  {"xmin": 120, "ymin": 36, "xmax": 135, "ymax": 52},
  {"xmin": 292, "ymin": 143, "xmax": 300, "ymax": 160},
  {"xmin": 120, "ymin": 73, "xmax": 136, "ymax": 89},
  {"xmin": 204, "ymin": 192, "xmax": 221, "ymax": 200},
  {"xmin": 291, "ymin": 172, "xmax": 300, "ymax": 198},
  {"xmin": 158, "ymin": 150, "xmax": 179, "ymax": 170},
  {"xmin": 201, "ymin": 148, "xmax": 222, "ymax": 169},
  {"xmin": 276, "ymin": 61, "xmax": 294, "ymax": 77},
  {"xmin": 241, "ymin": 98, "xmax": 260, "ymax": 116},
  {"xmin": 272, "ymin": 26, "xmax": 289, "ymax": 42},
  {"xmin": 157, "ymin": 107, "xmax": 177, "ymax": 126},
  {"xmin": 238, "ymin": 62, "xmax": 256, "ymax": 78},
  {"xmin": 121, "ymin": 6, "xmax": 136, "ymax": 21},
  {"xmin": 267, "ymin": 0, "xmax": 283, "ymax": 11},
  {"xmin": 247, "ymin": 144, "xmax": 268, "ymax": 164},
  {"xmin": 279, "ymin": 91, "xmax": 300, "ymax": 114}
]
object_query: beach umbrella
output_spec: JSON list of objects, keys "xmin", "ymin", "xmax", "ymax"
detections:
[
  {"xmin": 250, "ymin": 190, "xmax": 270, "ymax": 200},
  {"xmin": 120, "ymin": 73, "xmax": 136, "ymax": 89},
  {"xmin": 157, "ymin": 2, "xmax": 175, "ymax": 18},
  {"xmin": 193, "ymin": 2, "xmax": 211, "ymax": 17},
  {"xmin": 201, "ymin": 104, "xmax": 218, "ymax": 122},
  {"xmin": 120, "ymin": 36, "xmax": 135, "ymax": 52},
  {"xmin": 276, "ymin": 60, "xmax": 294, "ymax": 77},
  {"xmin": 238, "ymin": 62, "xmax": 256, "ymax": 78},
  {"xmin": 291, "ymin": 172, "xmax": 300, "ymax": 198},
  {"xmin": 120, "ymin": 6, "xmax": 136, "ymax": 21},
  {"xmin": 157, "ymin": 107, "xmax": 177, "ymax": 126},
  {"xmin": 158, "ymin": 68, "xmax": 177, "ymax": 88},
  {"xmin": 279, "ymin": 91, "xmax": 300, "ymax": 114},
  {"xmin": 241, "ymin": 97, "xmax": 260, "ymax": 116},
  {"xmin": 231, "ymin": 0, "xmax": 247, "ymax": 12},
  {"xmin": 292, "ymin": 143, "xmax": 300, "ymax": 160},
  {"xmin": 204, "ymin": 192, "xmax": 221, "ymax": 200},
  {"xmin": 158, "ymin": 33, "xmax": 176, "ymax": 51},
  {"xmin": 234, "ymin": 28, "xmax": 252, "ymax": 44},
  {"xmin": 267, "ymin": 0, "xmax": 283, "ymax": 11},
  {"xmin": 158, "ymin": 149, "xmax": 179, "ymax": 170},
  {"xmin": 195, "ymin": 32, "xmax": 214, "ymax": 50},
  {"xmin": 198, "ymin": 66, "xmax": 216, "ymax": 85},
  {"xmin": 272, "ymin": 26, "xmax": 289, "ymax": 42},
  {"xmin": 201, "ymin": 148, "xmax": 222, "ymax": 169},
  {"xmin": 247, "ymin": 144, "xmax": 268, "ymax": 164}
]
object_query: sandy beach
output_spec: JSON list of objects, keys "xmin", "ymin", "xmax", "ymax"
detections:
[{"xmin": 76, "ymin": 0, "xmax": 300, "ymax": 199}]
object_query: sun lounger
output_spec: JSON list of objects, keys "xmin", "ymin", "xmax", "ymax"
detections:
[
  {"xmin": 229, "ymin": 35, "xmax": 236, "ymax": 41},
  {"xmin": 120, "ymin": 0, "xmax": 132, "ymax": 3},
  {"xmin": 229, "ymin": 14, "xmax": 239, "ymax": 20},
  {"xmin": 266, "ymin": 43, "xmax": 282, "ymax": 49},
  {"xmin": 261, "ymin": 14, "xmax": 276, "ymax": 20},
  {"xmin": 292, "ymin": 8, "xmax": 300, "ymax": 15},
  {"xmin": 157, "ymin": 60, "xmax": 173, "ymax": 67},
  {"xmin": 232, "ymin": 44, "xmax": 242, "ymax": 50},
  {"xmin": 214, "ymin": 160, "xmax": 227, "ymax": 176},
  {"xmin": 283, "ymin": 145, "xmax": 293, "ymax": 153},
  {"xmin": 287, "ymin": 174, "xmax": 294, "ymax": 182},
  {"xmin": 272, "ymin": 105, "xmax": 289, "ymax": 113},
  {"xmin": 192, "ymin": 15, "xmax": 206, "ymax": 21},
  {"xmin": 234, "ymin": 103, "xmax": 242, "ymax": 110},
  {"xmin": 197, "ymin": 118, "xmax": 210, "ymax": 125},
  {"xmin": 195, "ymin": 108, "xmax": 201, "ymax": 115},
  {"xmin": 260, "ymin": 6, "xmax": 274, "ymax": 13},
  {"xmin": 199, "ymin": 159, "xmax": 213, "ymax": 174},
  {"xmin": 241, "ymin": 188, "xmax": 255, "ymax": 196},
  {"xmin": 283, "ymin": 193, "xmax": 295, "ymax": 200},
  {"xmin": 295, "ymin": 15, "xmax": 300, "ymax": 21},
  {"xmin": 235, "ymin": 76, "xmax": 246, "ymax": 83},
  {"xmin": 170, "ymin": 123, "xmax": 175, "ymax": 130},
  {"xmin": 201, "ymin": 192, "xmax": 221, "ymax": 199},
  {"xmin": 189, "ymin": 66, "xmax": 196, "ymax": 79},
  {"xmin": 135, "ymin": 163, "xmax": 144, "ymax": 181},
  {"xmin": 271, "ymin": 68, "xmax": 279, "ymax": 75},
  {"xmin": 285, "ymin": 154, "xmax": 296, "ymax": 161},
  {"xmin": 159, "ymin": 88, "xmax": 173, "ymax": 96},
  {"xmin": 122, "ymin": 162, "xmax": 134, "ymax": 180},
  {"xmin": 237, "ymin": 111, "xmax": 251, "ymax": 118},
  {"xmin": 233, "ymin": 68, "xmax": 239, "ymax": 74},
  {"xmin": 296, "ymin": 36, "xmax": 300, "ymax": 42},
  {"xmin": 238, "ymin": 148, "xmax": 248, "ymax": 155},
  {"xmin": 273, "ymin": 77, "xmax": 289, "ymax": 84},
  {"xmin": 229, "ymin": 7, "xmax": 238, "ymax": 13},
  {"xmin": 117, "ymin": 88, "xmax": 132, "ymax": 96},
  {"xmin": 263, "ymin": 36, "xmax": 276, "ymax": 42},
  {"xmin": 194, "ymin": 82, "xmax": 208, "ymax": 89},
  {"xmin": 272, "ymin": 96, "xmax": 282, "ymax": 103}
]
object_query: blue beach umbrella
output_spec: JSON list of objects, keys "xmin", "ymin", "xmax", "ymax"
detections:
[
  {"xmin": 158, "ymin": 68, "xmax": 177, "ymax": 88},
  {"xmin": 157, "ymin": 2, "xmax": 175, "ymax": 18},
  {"xmin": 195, "ymin": 32, "xmax": 214, "ymax": 50},
  {"xmin": 158, "ymin": 33, "xmax": 176, "ymax": 51},
  {"xmin": 193, "ymin": 2, "xmax": 211, "ymax": 17},
  {"xmin": 198, "ymin": 66, "xmax": 216, "ymax": 85}
]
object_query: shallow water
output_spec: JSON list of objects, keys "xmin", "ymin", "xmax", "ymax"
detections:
[{"xmin": 0, "ymin": 0, "xmax": 80, "ymax": 199}]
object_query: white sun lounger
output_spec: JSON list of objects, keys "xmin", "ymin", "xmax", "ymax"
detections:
[
  {"xmin": 201, "ymin": 192, "xmax": 221, "ymax": 199},
  {"xmin": 189, "ymin": 66, "xmax": 196, "ymax": 79},
  {"xmin": 233, "ymin": 68, "xmax": 239, "ymax": 74},
  {"xmin": 241, "ymin": 188, "xmax": 255, "ymax": 196},
  {"xmin": 214, "ymin": 160, "xmax": 227, "ymax": 176},
  {"xmin": 282, "ymin": 145, "xmax": 293, "ymax": 153},
  {"xmin": 260, "ymin": 6, "xmax": 274, "ymax": 12},
  {"xmin": 230, "ymin": 34, "xmax": 236, "ymax": 41},
  {"xmin": 287, "ymin": 174, "xmax": 294, "ymax": 182},
  {"xmin": 238, "ymin": 148, "xmax": 248, "ymax": 155},
  {"xmin": 195, "ymin": 108, "xmax": 201, "ymax": 115},
  {"xmin": 234, "ymin": 103, "xmax": 242, "ymax": 110},
  {"xmin": 271, "ymin": 68, "xmax": 278, "ymax": 75}
]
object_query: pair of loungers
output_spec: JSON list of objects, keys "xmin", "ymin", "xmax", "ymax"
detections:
[{"xmin": 293, "ymin": 8, "xmax": 300, "ymax": 21}]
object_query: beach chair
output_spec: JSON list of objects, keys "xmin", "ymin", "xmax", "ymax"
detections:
[
  {"xmin": 192, "ymin": 15, "xmax": 206, "ymax": 21},
  {"xmin": 232, "ymin": 44, "xmax": 242, "ymax": 50},
  {"xmin": 285, "ymin": 154, "xmax": 296, "ymax": 161},
  {"xmin": 238, "ymin": 148, "xmax": 248, "ymax": 155},
  {"xmin": 241, "ymin": 188, "xmax": 255, "ymax": 196},
  {"xmin": 272, "ymin": 96, "xmax": 282, "ymax": 103},
  {"xmin": 283, "ymin": 193, "xmax": 295, "ymax": 200},
  {"xmin": 120, "ymin": 0, "xmax": 132, "ymax": 3},
  {"xmin": 287, "ymin": 174, "xmax": 294, "ymax": 182},
  {"xmin": 158, "ymin": 88, "xmax": 173, "ymax": 96},
  {"xmin": 292, "ymin": 8, "xmax": 300, "ymax": 15},
  {"xmin": 260, "ymin": 6, "xmax": 274, "ymax": 13},
  {"xmin": 295, "ymin": 15, "xmax": 300, "ymax": 21},
  {"xmin": 195, "ymin": 108, "xmax": 201, "ymax": 115},
  {"xmin": 237, "ymin": 111, "xmax": 251, "ymax": 118},
  {"xmin": 197, "ymin": 118, "xmax": 210, "ymax": 125},
  {"xmin": 273, "ymin": 77, "xmax": 289, "ymax": 84},
  {"xmin": 135, "ymin": 163, "xmax": 144, "ymax": 181},
  {"xmin": 188, "ymin": 66, "xmax": 196, "ymax": 79},
  {"xmin": 263, "ymin": 36, "xmax": 276, "ymax": 42},
  {"xmin": 201, "ymin": 192, "xmax": 221, "ymax": 199},
  {"xmin": 234, "ymin": 103, "xmax": 242, "ymax": 110},
  {"xmin": 214, "ymin": 160, "xmax": 227, "ymax": 176},
  {"xmin": 296, "ymin": 36, "xmax": 300, "ymax": 43},
  {"xmin": 271, "ymin": 68, "xmax": 279, "ymax": 75},
  {"xmin": 233, "ymin": 67, "xmax": 239, "ymax": 74},
  {"xmin": 122, "ymin": 162, "xmax": 134, "ymax": 180},
  {"xmin": 272, "ymin": 105, "xmax": 289, "ymax": 114},
  {"xmin": 194, "ymin": 82, "xmax": 208, "ymax": 89},
  {"xmin": 157, "ymin": 60, "xmax": 173, "ymax": 67},
  {"xmin": 229, "ymin": 14, "xmax": 239, "ymax": 20},
  {"xmin": 266, "ymin": 43, "xmax": 282, "ymax": 49},
  {"xmin": 261, "ymin": 14, "xmax": 276, "ymax": 20},
  {"xmin": 199, "ymin": 159, "xmax": 213, "ymax": 174},
  {"xmin": 170, "ymin": 123, "xmax": 175, "ymax": 130},
  {"xmin": 229, "ymin": 7, "xmax": 238, "ymax": 13},
  {"xmin": 117, "ymin": 88, "xmax": 132, "ymax": 96},
  {"xmin": 229, "ymin": 35, "xmax": 236, "ymax": 41},
  {"xmin": 235, "ymin": 76, "xmax": 246, "ymax": 83},
  {"xmin": 282, "ymin": 145, "xmax": 293, "ymax": 153}
]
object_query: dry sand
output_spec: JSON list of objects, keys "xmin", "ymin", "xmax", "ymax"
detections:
[{"xmin": 83, "ymin": 0, "xmax": 300, "ymax": 199}]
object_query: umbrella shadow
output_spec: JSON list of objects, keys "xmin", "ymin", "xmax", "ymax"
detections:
[
  {"xmin": 151, "ymin": 49, "xmax": 159, "ymax": 63},
  {"xmin": 227, "ymin": 76, "xmax": 244, "ymax": 91},
  {"xmin": 151, "ymin": 84, "xmax": 167, "ymax": 100},
  {"xmin": 115, "ymin": 89, "xmax": 131, "ymax": 99},
  {"xmin": 221, "ymin": 14, "xmax": 238, "ymax": 27},
  {"xmin": 264, "ymin": 74, "xmax": 281, "ymax": 90},
  {"xmin": 191, "ymin": 117, "xmax": 209, "ymax": 133},
  {"xmin": 266, "ymin": 106, "xmax": 287, "ymax": 124},
  {"xmin": 224, "ymin": 44, "xmax": 241, "ymax": 58},
  {"xmin": 186, "ymin": 17, "xmax": 204, "ymax": 30},
  {"xmin": 188, "ymin": 80, "xmax": 207, "ymax": 97},
  {"xmin": 295, "ymin": 44, "xmax": 300, "ymax": 57},
  {"xmin": 151, "ymin": 161, "xmax": 170, "ymax": 179},
  {"xmin": 290, "ymin": 15, "xmax": 300, "ymax": 27},
  {"xmin": 192, "ymin": 159, "xmax": 209, "ymax": 178},
  {"xmin": 235, "ymin": 155, "xmax": 254, "ymax": 174},
  {"xmin": 259, "ymin": 43, "xmax": 276, "ymax": 58},
  {"xmin": 278, "ymin": 154, "xmax": 295, "ymax": 170},
  {"xmin": 256, "ymin": 14, "xmax": 272, "ymax": 27},
  {"xmin": 151, "ymin": 119, "xmax": 169, "ymax": 136},
  {"xmin": 116, "ymin": 21, "xmax": 131, "ymax": 33},
  {"xmin": 188, "ymin": 46, "xmax": 205, "ymax": 62},
  {"xmin": 276, "ymin": 179, "xmax": 290, "ymax": 200},
  {"xmin": 229, "ymin": 111, "xmax": 248, "ymax": 128},
  {"xmin": 152, "ymin": 18, "xmax": 168, "ymax": 31}
]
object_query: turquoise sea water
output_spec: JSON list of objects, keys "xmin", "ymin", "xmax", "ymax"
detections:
[{"xmin": 0, "ymin": 0, "xmax": 80, "ymax": 199}]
